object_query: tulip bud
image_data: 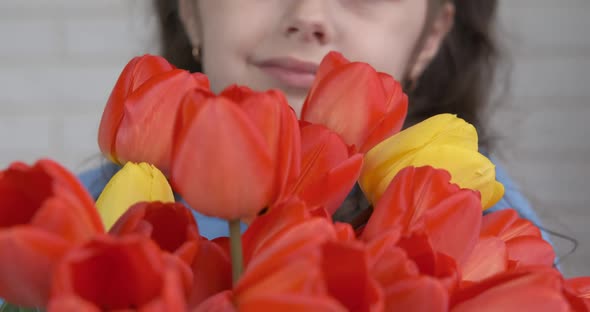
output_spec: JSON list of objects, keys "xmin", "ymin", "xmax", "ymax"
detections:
[
  {"xmin": 96, "ymin": 162, "xmax": 174, "ymax": 229},
  {"xmin": 360, "ymin": 114, "xmax": 504, "ymax": 209}
]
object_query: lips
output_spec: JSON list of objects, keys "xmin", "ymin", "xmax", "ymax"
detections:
[{"xmin": 255, "ymin": 57, "xmax": 319, "ymax": 89}]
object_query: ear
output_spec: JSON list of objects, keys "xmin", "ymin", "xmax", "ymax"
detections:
[
  {"xmin": 178, "ymin": 0, "xmax": 202, "ymax": 48},
  {"xmin": 408, "ymin": 3, "xmax": 455, "ymax": 81}
]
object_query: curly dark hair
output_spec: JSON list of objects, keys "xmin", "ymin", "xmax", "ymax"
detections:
[{"xmin": 153, "ymin": 0, "xmax": 500, "ymax": 149}]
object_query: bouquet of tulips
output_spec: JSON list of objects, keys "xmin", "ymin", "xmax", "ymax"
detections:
[{"xmin": 1, "ymin": 52, "xmax": 589, "ymax": 312}]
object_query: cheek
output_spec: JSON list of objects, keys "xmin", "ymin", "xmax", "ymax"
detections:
[
  {"xmin": 200, "ymin": 34, "xmax": 250, "ymax": 93},
  {"xmin": 339, "ymin": 6, "xmax": 426, "ymax": 80},
  {"xmin": 366, "ymin": 38, "xmax": 416, "ymax": 80},
  {"xmin": 198, "ymin": 2, "xmax": 271, "ymax": 93}
]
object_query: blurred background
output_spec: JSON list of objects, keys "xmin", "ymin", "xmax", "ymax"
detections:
[{"xmin": 0, "ymin": 1, "xmax": 588, "ymax": 276}]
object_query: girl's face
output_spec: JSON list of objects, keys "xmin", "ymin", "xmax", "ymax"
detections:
[{"xmin": 179, "ymin": 0, "xmax": 453, "ymax": 114}]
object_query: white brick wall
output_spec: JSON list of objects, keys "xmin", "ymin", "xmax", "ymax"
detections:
[
  {"xmin": 494, "ymin": 0, "xmax": 590, "ymax": 277},
  {"xmin": 0, "ymin": 0, "xmax": 159, "ymax": 171},
  {"xmin": 0, "ymin": 0, "xmax": 588, "ymax": 275}
]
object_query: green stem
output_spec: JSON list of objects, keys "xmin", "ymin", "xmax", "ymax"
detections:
[{"xmin": 228, "ymin": 219, "xmax": 244, "ymax": 285}]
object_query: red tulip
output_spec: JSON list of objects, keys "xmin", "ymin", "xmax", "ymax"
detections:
[
  {"xmin": 239, "ymin": 218, "xmax": 338, "ymax": 291},
  {"xmin": 397, "ymin": 233, "xmax": 461, "ymax": 295},
  {"xmin": 366, "ymin": 231, "xmax": 417, "ymax": 287},
  {"xmin": 460, "ymin": 236, "xmax": 509, "ymax": 283},
  {"xmin": 481, "ymin": 209, "xmax": 555, "ymax": 267},
  {"xmin": 0, "ymin": 159, "xmax": 103, "ymax": 307},
  {"xmin": 320, "ymin": 241, "xmax": 384, "ymax": 311},
  {"xmin": 48, "ymin": 234, "xmax": 192, "ymax": 311},
  {"xmin": 171, "ymin": 86, "xmax": 300, "ymax": 220},
  {"xmin": 287, "ymin": 123, "xmax": 363, "ymax": 215},
  {"xmin": 109, "ymin": 202, "xmax": 201, "ymax": 264},
  {"xmin": 384, "ymin": 276, "xmax": 449, "ymax": 312},
  {"xmin": 462, "ymin": 209, "xmax": 556, "ymax": 282},
  {"xmin": 451, "ymin": 267, "xmax": 571, "ymax": 312},
  {"xmin": 362, "ymin": 166, "xmax": 482, "ymax": 267},
  {"xmin": 220, "ymin": 85, "xmax": 301, "ymax": 203},
  {"xmin": 235, "ymin": 238, "xmax": 342, "ymax": 310},
  {"xmin": 192, "ymin": 218, "xmax": 349, "ymax": 311},
  {"xmin": 98, "ymin": 54, "xmax": 210, "ymax": 173},
  {"xmin": 192, "ymin": 291, "xmax": 236, "ymax": 312},
  {"xmin": 109, "ymin": 202, "xmax": 233, "ymax": 309},
  {"xmin": 196, "ymin": 266, "xmax": 347, "ymax": 312},
  {"xmin": 188, "ymin": 238, "xmax": 232, "ymax": 308},
  {"xmin": 564, "ymin": 277, "xmax": 590, "ymax": 310},
  {"xmin": 301, "ymin": 51, "xmax": 408, "ymax": 153},
  {"xmin": 236, "ymin": 216, "xmax": 382, "ymax": 311},
  {"xmin": 242, "ymin": 198, "xmax": 314, "ymax": 265},
  {"xmin": 364, "ymin": 224, "xmax": 450, "ymax": 311}
]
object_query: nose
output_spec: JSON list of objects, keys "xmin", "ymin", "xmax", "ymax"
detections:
[{"xmin": 283, "ymin": 1, "xmax": 332, "ymax": 45}]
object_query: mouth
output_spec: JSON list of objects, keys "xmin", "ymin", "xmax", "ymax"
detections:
[{"xmin": 254, "ymin": 57, "xmax": 318, "ymax": 89}]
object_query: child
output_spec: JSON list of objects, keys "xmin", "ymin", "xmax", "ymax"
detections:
[{"xmin": 82, "ymin": 0, "xmax": 545, "ymax": 239}]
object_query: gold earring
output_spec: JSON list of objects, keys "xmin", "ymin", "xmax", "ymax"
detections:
[{"xmin": 192, "ymin": 47, "xmax": 201, "ymax": 61}]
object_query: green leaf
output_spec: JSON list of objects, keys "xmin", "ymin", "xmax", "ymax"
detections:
[{"xmin": 0, "ymin": 301, "xmax": 42, "ymax": 312}]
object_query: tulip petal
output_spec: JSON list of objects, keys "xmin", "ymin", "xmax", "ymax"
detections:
[
  {"xmin": 321, "ymin": 241, "xmax": 384, "ymax": 311},
  {"xmin": 51, "ymin": 235, "xmax": 176, "ymax": 310},
  {"xmin": 302, "ymin": 63, "xmax": 387, "ymax": 150},
  {"xmin": 480, "ymin": 210, "xmax": 555, "ymax": 267},
  {"xmin": 481, "ymin": 209, "xmax": 542, "ymax": 239},
  {"xmin": 360, "ymin": 95, "xmax": 408, "ymax": 153},
  {"xmin": 302, "ymin": 52, "xmax": 350, "ymax": 108},
  {"xmin": 0, "ymin": 160, "xmax": 103, "ymax": 241},
  {"xmin": 565, "ymin": 277, "xmax": 590, "ymax": 310},
  {"xmin": 98, "ymin": 55, "xmax": 177, "ymax": 162},
  {"xmin": 172, "ymin": 96, "xmax": 274, "ymax": 220},
  {"xmin": 422, "ymin": 189, "xmax": 482, "ymax": 265},
  {"xmin": 0, "ymin": 160, "xmax": 104, "ymax": 307},
  {"xmin": 226, "ymin": 86, "xmax": 301, "ymax": 203},
  {"xmin": 461, "ymin": 236, "xmax": 508, "ymax": 282},
  {"xmin": 121, "ymin": 55, "xmax": 176, "ymax": 93},
  {"xmin": 242, "ymin": 198, "xmax": 310, "ymax": 265},
  {"xmin": 298, "ymin": 154, "xmax": 363, "ymax": 215},
  {"xmin": 505, "ymin": 236, "xmax": 555, "ymax": 268},
  {"xmin": 315, "ymin": 52, "xmax": 350, "ymax": 85},
  {"xmin": 383, "ymin": 276, "xmax": 448, "ymax": 312},
  {"xmin": 363, "ymin": 167, "xmax": 482, "ymax": 265},
  {"xmin": 334, "ymin": 222, "xmax": 356, "ymax": 241},
  {"xmin": 368, "ymin": 144, "xmax": 503, "ymax": 209},
  {"xmin": 110, "ymin": 202, "xmax": 200, "ymax": 262},
  {"xmin": 0, "ymin": 228, "xmax": 69, "ymax": 307},
  {"xmin": 567, "ymin": 277, "xmax": 590, "ymax": 298},
  {"xmin": 238, "ymin": 218, "xmax": 337, "ymax": 292},
  {"xmin": 193, "ymin": 290, "xmax": 236, "ymax": 312},
  {"xmin": 291, "ymin": 124, "xmax": 362, "ymax": 215},
  {"xmin": 189, "ymin": 239, "xmax": 232, "ymax": 308},
  {"xmin": 237, "ymin": 258, "xmax": 326, "ymax": 302},
  {"xmin": 367, "ymin": 231, "xmax": 419, "ymax": 287},
  {"xmin": 239, "ymin": 295, "xmax": 347, "ymax": 312},
  {"xmin": 114, "ymin": 70, "xmax": 209, "ymax": 171},
  {"xmin": 39, "ymin": 160, "xmax": 105, "ymax": 236},
  {"xmin": 303, "ymin": 52, "xmax": 408, "ymax": 153},
  {"xmin": 361, "ymin": 114, "xmax": 481, "ymax": 202},
  {"xmin": 47, "ymin": 295, "xmax": 102, "ymax": 312},
  {"xmin": 96, "ymin": 162, "xmax": 175, "ymax": 229},
  {"xmin": 395, "ymin": 233, "xmax": 461, "ymax": 294},
  {"xmin": 451, "ymin": 268, "xmax": 569, "ymax": 312}
]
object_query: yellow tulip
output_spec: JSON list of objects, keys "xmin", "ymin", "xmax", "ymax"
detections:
[
  {"xmin": 96, "ymin": 162, "xmax": 175, "ymax": 229},
  {"xmin": 360, "ymin": 114, "xmax": 504, "ymax": 209}
]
